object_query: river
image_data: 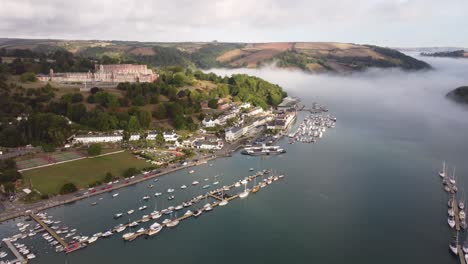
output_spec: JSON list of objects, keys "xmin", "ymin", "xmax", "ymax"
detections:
[{"xmin": 1, "ymin": 54, "xmax": 468, "ymax": 263}]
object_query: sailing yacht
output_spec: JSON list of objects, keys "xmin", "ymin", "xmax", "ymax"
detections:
[
  {"xmin": 448, "ymin": 208, "xmax": 455, "ymax": 217},
  {"xmin": 439, "ymin": 161, "xmax": 446, "ymax": 178},
  {"xmin": 115, "ymin": 225, "xmax": 126, "ymax": 233},
  {"xmin": 147, "ymin": 222, "xmax": 162, "ymax": 236},
  {"xmin": 450, "ymin": 232, "xmax": 459, "ymax": 255},
  {"xmin": 449, "ymin": 167, "xmax": 457, "ymax": 185},
  {"xmin": 166, "ymin": 213, "xmax": 180, "ymax": 227},
  {"xmin": 219, "ymin": 199, "xmax": 228, "ymax": 206},
  {"xmin": 239, "ymin": 182, "xmax": 250, "ymax": 199},
  {"xmin": 123, "ymin": 232, "xmax": 138, "ymax": 242},
  {"xmin": 448, "ymin": 216, "xmax": 456, "ymax": 229},
  {"xmin": 85, "ymin": 236, "xmax": 97, "ymax": 244}
]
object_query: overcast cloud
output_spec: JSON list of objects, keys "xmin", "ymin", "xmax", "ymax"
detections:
[{"xmin": 0, "ymin": 0, "xmax": 466, "ymax": 47}]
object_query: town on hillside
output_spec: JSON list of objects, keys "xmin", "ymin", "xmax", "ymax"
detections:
[{"xmin": 0, "ymin": 59, "xmax": 299, "ymax": 209}]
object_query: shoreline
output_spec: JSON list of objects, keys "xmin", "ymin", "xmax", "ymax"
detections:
[{"xmin": 0, "ymin": 143, "xmax": 246, "ymax": 223}]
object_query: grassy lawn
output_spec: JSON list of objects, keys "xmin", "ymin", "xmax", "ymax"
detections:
[{"xmin": 22, "ymin": 151, "xmax": 150, "ymax": 195}]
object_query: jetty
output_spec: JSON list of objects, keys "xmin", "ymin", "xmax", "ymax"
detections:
[
  {"xmin": 3, "ymin": 239, "xmax": 27, "ymax": 264},
  {"xmin": 29, "ymin": 213, "xmax": 68, "ymax": 248},
  {"xmin": 119, "ymin": 171, "xmax": 283, "ymax": 241},
  {"xmin": 453, "ymin": 198, "xmax": 467, "ymax": 264}
]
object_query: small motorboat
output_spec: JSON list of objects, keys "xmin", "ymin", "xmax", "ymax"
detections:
[
  {"xmin": 114, "ymin": 213, "xmax": 123, "ymax": 219},
  {"xmin": 122, "ymin": 232, "xmax": 135, "ymax": 241}
]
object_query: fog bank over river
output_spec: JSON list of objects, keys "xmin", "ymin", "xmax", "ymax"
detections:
[
  {"xmin": 1, "ymin": 55, "xmax": 467, "ymax": 264},
  {"xmin": 209, "ymin": 53, "xmax": 468, "ymax": 162}
]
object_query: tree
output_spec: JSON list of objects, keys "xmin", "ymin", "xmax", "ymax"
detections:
[
  {"xmin": 123, "ymin": 167, "xmax": 140, "ymax": 178},
  {"xmin": 103, "ymin": 172, "xmax": 114, "ymax": 182},
  {"xmin": 90, "ymin": 87, "xmax": 100, "ymax": 94},
  {"xmin": 88, "ymin": 143, "xmax": 102, "ymax": 156},
  {"xmin": 153, "ymin": 104, "xmax": 167, "ymax": 119},
  {"xmin": 208, "ymin": 98, "xmax": 218, "ymax": 109},
  {"xmin": 19, "ymin": 72, "xmax": 37, "ymax": 83},
  {"xmin": 127, "ymin": 116, "xmax": 140, "ymax": 132},
  {"xmin": 60, "ymin": 183, "xmax": 78, "ymax": 194},
  {"xmin": 3, "ymin": 182, "xmax": 15, "ymax": 194},
  {"xmin": 156, "ymin": 133, "xmax": 165, "ymax": 146},
  {"xmin": 67, "ymin": 103, "xmax": 87, "ymax": 122},
  {"xmin": 137, "ymin": 110, "xmax": 151, "ymax": 129}
]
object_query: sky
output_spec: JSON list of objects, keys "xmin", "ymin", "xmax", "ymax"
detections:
[{"xmin": 0, "ymin": 0, "xmax": 467, "ymax": 47}]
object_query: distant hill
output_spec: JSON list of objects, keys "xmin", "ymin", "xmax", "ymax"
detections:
[
  {"xmin": 447, "ymin": 86, "xmax": 468, "ymax": 104},
  {"xmin": 421, "ymin": 50, "xmax": 468, "ymax": 58},
  {"xmin": 0, "ymin": 38, "xmax": 431, "ymax": 73}
]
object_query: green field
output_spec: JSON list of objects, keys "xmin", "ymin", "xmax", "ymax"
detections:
[{"xmin": 22, "ymin": 151, "xmax": 150, "ymax": 195}]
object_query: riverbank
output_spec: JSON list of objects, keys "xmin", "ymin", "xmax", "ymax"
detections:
[{"xmin": 0, "ymin": 139, "xmax": 248, "ymax": 223}]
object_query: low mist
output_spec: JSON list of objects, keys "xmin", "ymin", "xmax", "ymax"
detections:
[{"xmin": 209, "ymin": 54, "xmax": 468, "ymax": 160}]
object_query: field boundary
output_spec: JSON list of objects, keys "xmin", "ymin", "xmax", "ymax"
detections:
[{"xmin": 18, "ymin": 150, "xmax": 125, "ymax": 172}]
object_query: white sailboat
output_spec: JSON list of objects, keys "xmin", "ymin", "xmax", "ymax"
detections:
[
  {"xmin": 239, "ymin": 181, "xmax": 250, "ymax": 199},
  {"xmin": 450, "ymin": 231, "xmax": 459, "ymax": 255},
  {"xmin": 439, "ymin": 161, "xmax": 446, "ymax": 178},
  {"xmin": 450, "ymin": 167, "xmax": 457, "ymax": 185},
  {"xmin": 147, "ymin": 222, "xmax": 162, "ymax": 236}
]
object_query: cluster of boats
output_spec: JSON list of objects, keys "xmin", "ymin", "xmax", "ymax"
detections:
[
  {"xmin": 119, "ymin": 169, "xmax": 284, "ymax": 242},
  {"xmin": 0, "ymin": 169, "xmax": 286, "ymax": 261},
  {"xmin": 288, "ymin": 114, "xmax": 336, "ymax": 144},
  {"xmin": 438, "ymin": 162, "xmax": 468, "ymax": 260},
  {"xmin": 241, "ymin": 144, "xmax": 286, "ymax": 156}
]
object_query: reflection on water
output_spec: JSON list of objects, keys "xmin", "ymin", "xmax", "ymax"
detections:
[{"xmin": 1, "ymin": 55, "xmax": 468, "ymax": 264}]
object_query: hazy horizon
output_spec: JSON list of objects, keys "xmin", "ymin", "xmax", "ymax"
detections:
[{"xmin": 0, "ymin": 0, "xmax": 467, "ymax": 47}]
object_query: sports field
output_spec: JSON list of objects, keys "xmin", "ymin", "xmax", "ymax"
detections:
[
  {"xmin": 22, "ymin": 151, "xmax": 150, "ymax": 195},
  {"xmin": 16, "ymin": 151, "xmax": 85, "ymax": 170}
]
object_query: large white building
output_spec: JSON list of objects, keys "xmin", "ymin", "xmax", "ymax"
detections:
[
  {"xmin": 73, "ymin": 132, "xmax": 141, "ymax": 144},
  {"xmin": 73, "ymin": 134, "xmax": 123, "ymax": 144},
  {"xmin": 244, "ymin": 106, "xmax": 264, "ymax": 117},
  {"xmin": 37, "ymin": 64, "xmax": 158, "ymax": 83},
  {"xmin": 224, "ymin": 116, "xmax": 272, "ymax": 143}
]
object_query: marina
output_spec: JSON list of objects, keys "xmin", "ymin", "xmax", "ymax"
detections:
[
  {"xmin": 0, "ymin": 169, "xmax": 284, "ymax": 262},
  {"xmin": 439, "ymin": 162, "xmax": 467, "ymax": 264},
  {"xmin": 288, "ymin": 113, "xmax": 336, "ymax": 144}
]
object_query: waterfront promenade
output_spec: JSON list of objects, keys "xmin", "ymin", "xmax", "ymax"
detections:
[{"xmin": 0, "ymin": 139, "xmax": 248, "ymax": 223}]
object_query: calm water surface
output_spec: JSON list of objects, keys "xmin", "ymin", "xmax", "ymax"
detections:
[{"xmin": 1, "ymin": 54, "xmax": 468, "ymax": 263}]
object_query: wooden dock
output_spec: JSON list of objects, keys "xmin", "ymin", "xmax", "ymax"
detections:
[
  {"xmin": 452, "ymin": 198, "xmax": 466, "ymax": 264},
  {"xmin": 29, "ymin": 213, "xmax": 69, "ymax": 248},
  {"xmin": 3, "ymin": 239, "xmax": 27, "ymax": 264},
  {"xmin": 121, "ymin": 172, "xmax": 282, "ymax": 241}
]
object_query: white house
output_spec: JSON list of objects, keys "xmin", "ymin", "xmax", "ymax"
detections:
[
  {"xmin": 202, "ymin": 117, "xmax": 220, "ymax": 128},
  {"xmin": 130, "ymin": 134, "xmax": 141, "ymax": 141},
  {"xmin": 163, "ymin": 131, "xmax": 179, "ymax": 142},
  {"xmin": 146, "ymin": 131, "xmax": 158, "ymax": 140},
  {"xmin": 194, "ymin": 140, "xmax": 224, "ymax": 150},
  {"xmin": 245, "ymin": 106, "xmax": 263, "ymax": 117},
  {"xmin": 73, "ymin": 134, "xmax": 123, "ymax": 144}
]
